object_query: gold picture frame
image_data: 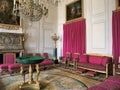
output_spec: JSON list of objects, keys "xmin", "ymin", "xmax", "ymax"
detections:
[
  {"xmin": 0, "ymin": 0, "xmax": 21, "ymax": 30},
  {"xmin": 116, "ymin": 0, "xmax": 120, "ymax": 10},
  {"xmin": 66, "ymin": 0, "xmax": 84, "ymax": 23}
]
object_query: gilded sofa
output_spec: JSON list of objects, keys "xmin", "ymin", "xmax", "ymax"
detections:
[{"xmin": 76, "ymin": 54, "xmax": 113, "ymax": 78}]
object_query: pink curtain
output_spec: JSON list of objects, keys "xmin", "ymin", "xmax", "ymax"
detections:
[
  {"xmin": 73, "ymin": 19, "xmax": 86, "ymax": 54},
  {"xmin": 63, "ymin": 19, "xmax": 86, "ymax": 56},
  {"xmin": 63, "ymin": 24, "xmax": 73, "ymax": 56},
  {"xmin": 112, "ymin": 10, "xmax": 120, "ymax": 68}
]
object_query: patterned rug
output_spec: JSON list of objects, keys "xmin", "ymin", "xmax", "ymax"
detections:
[{"xmin": 0, "ymin": 69, "xmax": 88, "ymax": 90}]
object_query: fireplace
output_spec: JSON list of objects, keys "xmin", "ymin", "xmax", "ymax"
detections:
[{"xmin": 0, "ymin": 32, "xmax": 24, "ymax": 64}]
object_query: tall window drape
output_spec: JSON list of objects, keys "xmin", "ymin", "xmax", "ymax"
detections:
[
  {"xmin": 112, "ymin": 10, "xmax": 120, "ymax": 68},
  {"xmin": 63, "ymin": 19, "xmax": 86, "ymax": 56}
]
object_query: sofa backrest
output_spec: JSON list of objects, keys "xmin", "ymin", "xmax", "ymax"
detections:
[
  {"xmin": 72, "ymin": 53, "xmax": 80, "ymax": 58},
  {"xmin": 78, "ymin": 54, "xmax": 88, "ymax": 63},
  {"xmin": 4, "ymin": 53, "xmax": 16, "ymax": 64},
  {"xmin": 43, "ymin": 53, "xmax": 49, "ymax": 59},
  {"xmin": 79, "ymin": 53, "xmax": 112, "ymax": 67},
  {"xmin": 89, "ymin": 55, "xmax": 103, "ymax": 65}
]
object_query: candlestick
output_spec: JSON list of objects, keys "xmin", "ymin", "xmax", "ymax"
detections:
[
  {"xmin": 51, "ymin": 33, "xmax": 59, "ymax": 64},
  {"xmin": 14, "ymin": 0, "xmax": 16, "ymax": 5}
]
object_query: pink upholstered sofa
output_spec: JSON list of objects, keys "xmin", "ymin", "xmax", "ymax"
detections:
[
  {"xmin": 39, "ymin": 53, "xmax": 53, "ymax": 69},
  {"xmin": 0, "ymin": 53, "xmax": 21, "ymax": 74},
  {"xmin": 88, "ymin": 75, "xmax": 120, "ymax": 90},
  {"xmin": 76, "ymin": 54, "xmax": 113, "ymax": 78}
]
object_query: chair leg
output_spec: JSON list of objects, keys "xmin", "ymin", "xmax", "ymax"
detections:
[{"xmin": 106, "ymin": 73, "xmax": 108, "ymax": 78}]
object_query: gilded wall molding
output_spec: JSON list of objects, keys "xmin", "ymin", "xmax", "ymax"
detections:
[{"xmin": 0, "ymin": 24, "xmax": 20, "ymax": 30}]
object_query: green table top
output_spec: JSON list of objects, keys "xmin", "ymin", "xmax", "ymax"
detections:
[{"xmin": 16, "ymin": 56, "xmax": 44, "ymax": 64}]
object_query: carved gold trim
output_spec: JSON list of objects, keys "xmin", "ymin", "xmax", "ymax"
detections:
[
  {"xmin": 0, "ymin": 0, "xmax": 22, "ymax": 30},
  {"xmin": 65, "ymin": 0, "xmax": 84, "ymax": 23},
  {"xmin": 0, "ymin": 18, "xmax": 22, "ymax": 30},
  {"xmin": 0, "ymin": 24, "xmax": 19, "ymax": 30}
]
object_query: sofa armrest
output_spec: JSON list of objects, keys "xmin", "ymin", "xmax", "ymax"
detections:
[
  {"xmin": 106, "ymin": 61, "xmax": 113, "ymax": 78},
  {"xmin": 113, "ymin": 63, "xmax": 120, "ymax": 75},
  {"xmin": 106, "ymin": 63, "xmax": 109, "ymax": 78},
  {"xmin": 113, "ymin": 64, "xmax": 116, "ymax": 75}
]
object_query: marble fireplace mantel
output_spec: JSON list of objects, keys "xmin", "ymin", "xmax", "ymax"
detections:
[{"xmin": 0, "ymin": 32, "xmax": 24, "ymax": 53}]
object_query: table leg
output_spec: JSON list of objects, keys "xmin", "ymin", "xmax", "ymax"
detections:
[
  {"xmin": 36, "ymin": 64, "xmax": 40, "ymax": 82},
  {"xmin": 36, "ymin": 64, "xmax": 40, "ymax": 89},
  {"xmin": 20, "ymin": 64, "xmax": 25, "ymax": 88},
  {"xmin": 28, "ymin": 64, "xmax": 33, "ymax": 84},
  {"xmin": 19, "ymin": 63, "xmax": 41, "ymax": 89}
]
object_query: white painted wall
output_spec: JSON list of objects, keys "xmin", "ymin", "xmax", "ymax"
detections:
[
  {"xmin": 0, "ymin": 0, "xmax": 116, "ymax": 59},
  {"xmin": 23, "ymin": 5, "xmax": 58, "ymax": 59},
  {"xmin": 57, "ymin": 0, "xmax": 116, "ymax": 59},
  {"xmin": 85, "ymin": 0, "xmax": 115, "ymax": 55}
]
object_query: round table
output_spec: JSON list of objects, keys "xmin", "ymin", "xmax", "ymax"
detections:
[{"xmin": 16, "ymin": 56, "xmax": 44, "ymax": 89}]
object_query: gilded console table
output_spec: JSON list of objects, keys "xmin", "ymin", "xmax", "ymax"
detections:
[{"xmin": 16, "ymin": 56, "xmax": 44, "ymax": 89}]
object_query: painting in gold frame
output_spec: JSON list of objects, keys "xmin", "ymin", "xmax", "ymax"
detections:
[
  {"xmin": 66, "ymin": 0, "xmax": 84, "ymax": 23},
  {"xmin": 116, "ymin": 0, "xmax": 120, "ymax": 10},
  {"xmin": 0, "ymin": 0, "xmax": 21, "ymax": 30}
]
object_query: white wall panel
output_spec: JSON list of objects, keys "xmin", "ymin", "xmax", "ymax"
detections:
[
  {"xmin": 25, "ymin": 47, "xmax": 36, "ymax": 53},
  {"xmin": 44, "ymin": 30, "xmax": 53, "ymax": 48},
  {"xmin": 92, "ymin": 0, "xmax": 105, "ymax": 15},
  {"xmin": 24, "ymin": 22, "xmax": 39, "ymax": 53},
  {"xmin": 92, "ymin": 22, "xmax": 106, "ymax": 49},
  {"xmin": 84, "ymin": 0, "xmax": 115, "ymax": 55},
  {"xmin": 23, "ymin": 4, "xmax": 57, "ymax": 55}
]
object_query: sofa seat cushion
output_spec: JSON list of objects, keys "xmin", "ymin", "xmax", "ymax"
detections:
[
  {"xmin": 40, "ymin": 59, "xmax": 53, "ymax": 65},
  {"xmin": 40, "ymin": 61, "xmax": 45, "ymax": 66},
  {"xmin": 0, "ymin": 64, "xmax": 9, "ymax": 72},
  {"xmin": 89, "ymin": 56, "xmax": 103, "ymax": 65},
  {"xmin": 77, "ymin": 63, "xmax": 106, "ymax": 71},
  {"xmin": 8, "ymin": 63, "xmax": 21, "ymax": 72},
  {"xmin": 0, "ymin": 64, "xmax": 8, "ymax": 69},
  {"xmin": 45, "ymin": 60, "xmax": 53, "ymax": 65},
  {"xmin": 106, "ymin": 75, "xmax": 120, "ymax": 85},
  {"xmin": 8, "ymin": 63, "xmax": 20, "ymax": 69},
  {"xmin": 79, "ymin": 55, "xmax": 88, "ymax": 63}
]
